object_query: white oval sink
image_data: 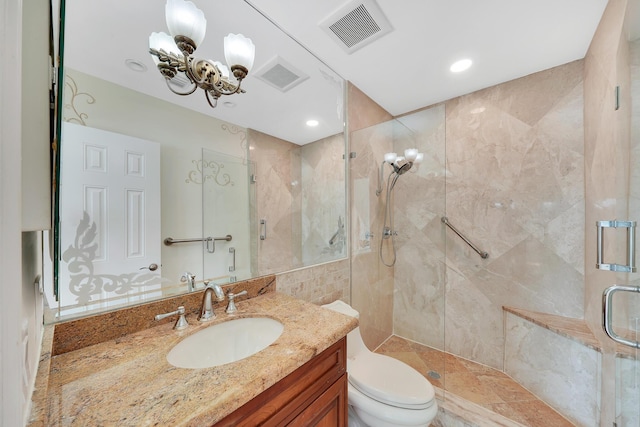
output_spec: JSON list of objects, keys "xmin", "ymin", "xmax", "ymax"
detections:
[{"xmin": 167, "ymin": 317, "xmax": 284, "ymax": 369}]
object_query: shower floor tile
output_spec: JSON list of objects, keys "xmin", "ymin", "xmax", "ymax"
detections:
[{"xmin": 375, "ymin": 335, "xmax": 574, "ymax": 427}]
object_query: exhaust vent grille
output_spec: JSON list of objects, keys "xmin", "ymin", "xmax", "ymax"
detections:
[
  {"xmin": 329, "ymin": 4, "xmax": 380, "ymax": 48},
  {"xmin": 320, "ymin": 0, "xmax": 392, "ymax": 54},
  {"xmin": 255, "ymin": 56, "xmax": 309, "ymax": 93}
]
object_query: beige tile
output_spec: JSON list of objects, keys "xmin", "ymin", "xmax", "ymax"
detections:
[
  {"xmin": 506, "ymin": 401, "xmax": 575, "ymax": 427},
  {"xmin": 444, "ymin": 371, "xmax": 506, "ymax": 406}
]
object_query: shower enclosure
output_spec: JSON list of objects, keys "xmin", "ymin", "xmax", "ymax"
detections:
[{"xmin": 349, "ymin": 17, "xmax": 640, "ymax": 422}]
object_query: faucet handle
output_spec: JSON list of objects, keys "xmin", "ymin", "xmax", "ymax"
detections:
[
  {"xmin": 226, "ymin": 290, "xmax": 248, "ymax": 314},
  {"xmin": 155, "ymin": 306, "xmax": 189, "ymax": 330}
]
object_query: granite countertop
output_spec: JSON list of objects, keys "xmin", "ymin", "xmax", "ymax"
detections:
[{"xmin": 34, "ymin": 292, "xmax": 357, "ymax": 426}]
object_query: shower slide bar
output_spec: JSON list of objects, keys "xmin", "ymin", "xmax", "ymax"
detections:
[
  {"xmin": 164, "ymin": 235, "xmax": 232, "ymax": 254},
  {"xmin": 441, "ymin": 217, "xmax": 489, "ymax": 259}
]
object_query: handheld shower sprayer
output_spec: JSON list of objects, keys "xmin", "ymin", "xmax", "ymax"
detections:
[{"xmin": 376, "ymin": 148, "xmax": 424, "ymax": 267}]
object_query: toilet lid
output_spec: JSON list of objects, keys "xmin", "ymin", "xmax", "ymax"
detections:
[{"xmin": 348, "ymin": 353, "xmax": 435, "ymax": 410}]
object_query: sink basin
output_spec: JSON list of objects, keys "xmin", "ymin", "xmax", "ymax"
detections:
[{"xmin": 167, "ymin": 317, "xmax": 284, "ymax": 369}]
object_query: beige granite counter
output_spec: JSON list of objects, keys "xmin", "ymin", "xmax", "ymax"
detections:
[{"xmin": 31, "ymin": 292, "xmax": 357, "ymax": 426}]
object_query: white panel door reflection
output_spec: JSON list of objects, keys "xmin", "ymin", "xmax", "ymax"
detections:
[{"xmin": 59, "ymin": 122, "xmax": 161, "ymax": 316}]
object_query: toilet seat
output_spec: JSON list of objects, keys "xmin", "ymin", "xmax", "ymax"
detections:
[{"xmin": 348, "ymin": 352, "xmax": 435, "ymax": 410}]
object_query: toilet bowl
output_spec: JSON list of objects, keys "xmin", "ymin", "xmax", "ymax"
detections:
[{"xmin": 322, "ymin": 300, "xmax": 437, "ymax": 427}]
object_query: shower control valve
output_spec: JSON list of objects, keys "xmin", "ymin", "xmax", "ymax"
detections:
[{"xmin": 383, "ymin": 227, "xmax": 398, "ymax": 238}]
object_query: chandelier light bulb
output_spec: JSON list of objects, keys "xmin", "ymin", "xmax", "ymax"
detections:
[
  {"xmin": 224, "ymin": 33, "xmax": 256, "ymax": 75},
  {"xmin": 165, "ymin": 0, "xmax": 207, "ymax": 50},
  {"xmin": 384, "ymin": 152, "xmax": 397, "ymax": 164},
  {"xmin": 148, "ymin": 32, "xmax": 182, "ymax": 64},
  {"xmin": 415, "ymin": 153, "xmax": 424, "ymax": 164}
]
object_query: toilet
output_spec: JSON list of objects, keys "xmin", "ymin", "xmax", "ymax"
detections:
[{"xmin": 322, "ymin": 300, "xmax": 437, "ymax": 427}]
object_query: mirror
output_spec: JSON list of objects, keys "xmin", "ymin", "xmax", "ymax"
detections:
[{"xmin": 48, "ymin": 0, "xmax": 346, "ymax": 321}]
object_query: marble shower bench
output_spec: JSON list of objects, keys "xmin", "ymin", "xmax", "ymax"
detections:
[{"xmin": 503, "ymin": 306, "xmax": 638, "ymax": 427}]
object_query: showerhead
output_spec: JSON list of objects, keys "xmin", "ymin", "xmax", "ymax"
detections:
[{"xmin": 393, "ymin": 160, "xmax": 413, "ymax": 175}]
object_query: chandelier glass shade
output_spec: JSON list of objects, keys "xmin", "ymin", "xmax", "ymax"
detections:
[{"xmin": 149, "ymin": 0, "xmax": 256, "ymax": 108}]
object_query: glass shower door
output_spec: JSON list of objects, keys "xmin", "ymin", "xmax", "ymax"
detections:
[
  {"xmin": 349, "ymin": 105, "xmax": 447, "ymax": 390},
  {"xmin": 201, "ymin": 149, "xmax": 255, "ymax": 284},
  {"xmin": 617, "ymin": 28, "xmax": 640, "ymax": 427}
]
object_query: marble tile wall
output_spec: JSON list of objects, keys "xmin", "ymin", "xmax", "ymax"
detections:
[
  {"xmin": 443, "ymin": 59, "xmax": 586, "ymax": 370},
  {"xmin": 275, "ymin": 259, "xmax": 350, "ymax": 305},
  {"xmin": 300, "ymin": 133, "xmax": 347, "ymax": 266},
  {"xmin": 617, "ymin": 352, "xmax": 640, "ymax": 427}
]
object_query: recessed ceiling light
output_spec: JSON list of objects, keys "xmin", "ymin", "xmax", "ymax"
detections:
[
  {"xmin": 223, "ymin": 101, "xmax": 237, "ymax": 108},
  {"xmin": 450, "ymin": 59, "xmax": 472, "ymax": 73},
  {"xmin": 125, "ymin": 59, "xmax": 147, "ymax": 73},
  {"xmin": 306, "ymin": 119, "xmax": 319, "ymax": 127}
]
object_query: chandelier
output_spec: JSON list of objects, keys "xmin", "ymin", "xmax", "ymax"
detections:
[{"xmin": 149, "ymin": 0, "xmax": 256, "ymax": 108}]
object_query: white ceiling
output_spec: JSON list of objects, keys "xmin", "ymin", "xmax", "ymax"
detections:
[
  {"xmin": 248, "ymin": 0, "xmax": 609, "ymax": 116},
  {"xmin": 63, "ymin": 0, "xmax": 614, "ymax": 144}
]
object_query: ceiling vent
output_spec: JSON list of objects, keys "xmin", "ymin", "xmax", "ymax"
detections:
[
  {"xmin": 254, "ymin": 56, "xmax": 310, "ymax": 92},
  {"xmin": 320, "ymin": 0, "xmax": 393, "ymax": 54}
]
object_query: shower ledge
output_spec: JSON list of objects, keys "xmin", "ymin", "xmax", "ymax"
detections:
[{"xmin": 503, "ymin": 306, "xmax": 636, "ymax": 359}]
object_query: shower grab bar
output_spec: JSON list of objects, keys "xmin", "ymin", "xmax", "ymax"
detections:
[
  {"xmin": 164, "ymin": 235, "xmax": 232, "ymax": 254},
  {"xmin": 441, "ymin": 217, "xmax": 489, "ymax": 259},
  {"xmin": 603, "ymin": 285, "xmax": 640, "ymax": 348}
]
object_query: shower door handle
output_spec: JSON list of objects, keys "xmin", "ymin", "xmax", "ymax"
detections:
[
  {"xmin": 260, "ymin": 219, "xmax": 267, "ymax": 240},
  {"xmin": 229, "ymin": 247, "xmax": 236, "ymax": 272},
  {"xmin": 603, "ymin": 285, "xmax": 640, "ymax": 349},
  {"xmin": 596, "ymin": 220, "xmax": 636, "ymax": 272}
]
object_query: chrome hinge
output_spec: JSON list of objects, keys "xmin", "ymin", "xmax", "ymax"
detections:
[{"xmin": 343, "ymin": 152, "xmax": 356, "ymax": 160}]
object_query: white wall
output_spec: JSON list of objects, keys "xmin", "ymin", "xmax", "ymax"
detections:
[
  {"xmin": 1, "ymin": 0, "xmax": 47, "ymax": 425},
  {"xmin": 1, "ymin": 0, "xmax": 26, "ymax": 424}
]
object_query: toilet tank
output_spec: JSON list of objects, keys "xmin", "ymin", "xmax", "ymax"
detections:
[
  {"xmin": 321, "ymin": 300, "xmax": 369, "ymax": 358},
  {"xmin": 322, "ymin": 300, "xmax": 360, "ymax": 319}
]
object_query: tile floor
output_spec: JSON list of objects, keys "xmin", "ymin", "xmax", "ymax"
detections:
[{"xmin": 375, "ymin": 335, "xmax": 575, "ymax": 427}]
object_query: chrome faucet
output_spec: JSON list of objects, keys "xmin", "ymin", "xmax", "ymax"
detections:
[
  {"xmin": 155, "ymin": 306, "xmax": 189, "ymax": 330},
  {"xmin": 226, "ymin": 290, "xmax": 248, "ymax": 314},
  {"xmin": 181, "ymin": 272, "xmax": 196, "ymax": 292},
  {"xmin": 198, "ymin": 281, "xmax": 225, "ymax": 322}
]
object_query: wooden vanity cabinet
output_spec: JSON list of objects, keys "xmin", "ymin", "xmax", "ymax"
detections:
[{"xmin": 214, "ymin": 337, "xmax": 347, "ymax": 427}]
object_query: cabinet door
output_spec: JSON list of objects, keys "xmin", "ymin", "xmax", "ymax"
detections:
[{"xmin": 287, "ymin": 373, "xmax": 348, "ymax": 427}]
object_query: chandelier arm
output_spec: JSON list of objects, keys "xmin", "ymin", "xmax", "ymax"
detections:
[
  {"xmin": 164, "ymin": 77, "xmax": 198, "ymax": 96},
  {"xmin": 180, "ymin": 54, "xmax": 202, "ymax": 87},
  {"xmin": 214, "ymin": 79, "xmax": 243, "ymax": 96},
  {"xmin": 205, "ymin": 90, "xmax": 219, "ymax": 108}
]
